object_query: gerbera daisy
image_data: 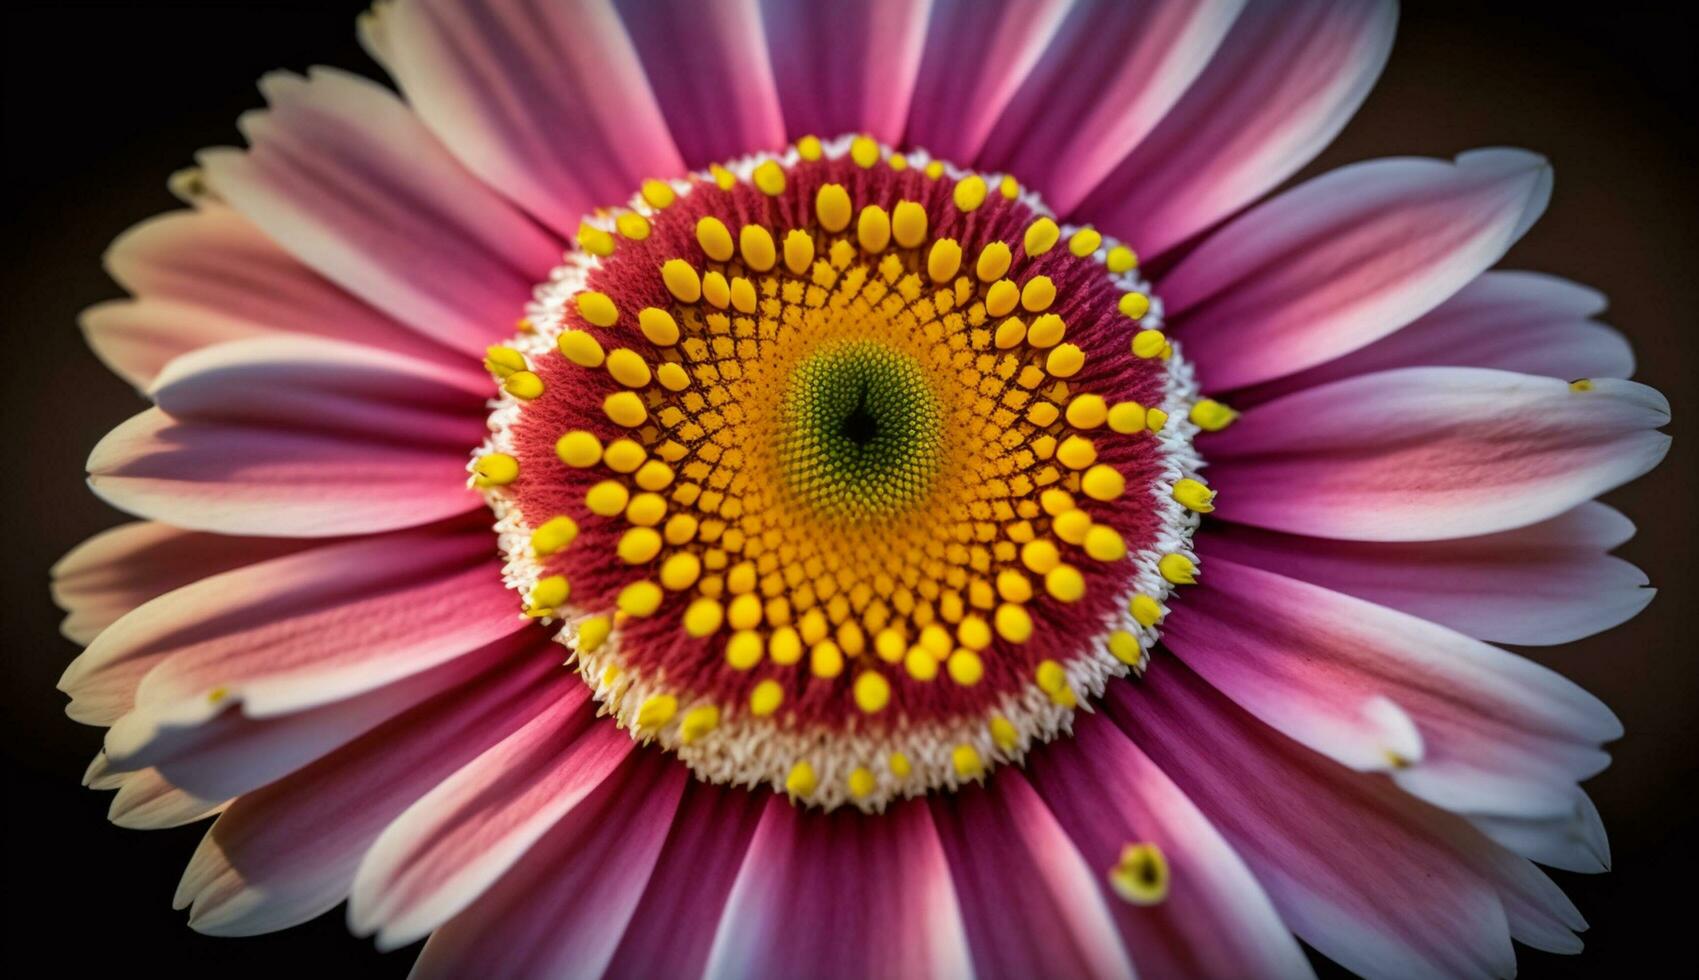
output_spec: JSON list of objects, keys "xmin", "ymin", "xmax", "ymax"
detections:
[{"xmin": 55, "ymin": 0, "xmax": 1673, "ymax": 976}]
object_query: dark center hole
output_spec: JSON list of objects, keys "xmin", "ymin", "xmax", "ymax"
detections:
[{"xmin": 839, "ymin": 385, "xmax": 880, "ymax": 446}]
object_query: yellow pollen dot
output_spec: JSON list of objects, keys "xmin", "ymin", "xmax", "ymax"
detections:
[
  {"xmin": 999, "ymin": 175, "xmax": 1020, "ymax": 200},
  {"xmin": 1109, "ymin": 842, "xmax": 1170, "ymax": 906},
  {"xmin": 786, "ymin": 760, "xmax": 817, "ymax": 798},
  {"xmin": 976, "ymin": 241, "xmax": 1012, "ymax": 282},
  {"xmin": 1069, "ymin": 228, "xmax": 1102, "ymax": 257},
  {"xmin": 1081, "ymin": 464, "xmax": 1125, "ymax": 502},
  {"xmin": 1056, "ymin": 434, "xmax": 1097, "ymax": 469},
  {"xmin": 528, "ymin": 574, "xmax": 569, "ymax": 610},
  {"xmin": 679, "ymin": 704, "xmax": 719, "ymax": 744},
  {"xmin": 848, "ymin": 767, "xmax": 877, "ymax": 799},
  {"xmin": 994, "ymin": 603, "xmax": 1033, "ymax": 643},
  {"xmin": 636, "ymin": 693, "xmax": 677, "ymax": 730},
  {"xmin": 770, "ymin": 626, "xmax": 803, "ymax": 665},
  {"xmin": 577, "ymin": 615, "xmax": 611, "ymax": 652},
  {"xmin": 1064, "ymin": 394, "xmax": 1106, "ymax": 429},
  {"xmin": 640, "ymin": 178, "xmax": 675, "ymax": 209},
  {"xmin": 990, "ymin": 716, "xmax": 1018, "ymax": 751},
  {"xmin": 700, "ymin": 270, "xmax": 729, "ymax": 308},
  {"xmin": 811, "ymin": 640, "xmax": 845, "ymax": 678},
  {"xmin": 919, "ymin": 624, "xmax": 953, "ymax": 656},
  {"xmin": 586, "ymin": 480, "xmax": 630, "ymax": 517},
  {"xmin": 1040, "ymin": 488, "xmax": 1075, "ymax": 516},
  {"xmin": 783, "ymin": 228, "xmax": 815, "ymax": 275},
  {"xmin": 892, "ymin": 200, "xmax": 929, "ymax": 248},
  {"xmin": 484, "ymin": 345, "xmax": 526, "ymax": 377},
  {"xmin": 993, "ymin": 316, "xmax": 1027, "ymax": 349},
  {"xmin": 1025, "ymin": 218, "xmax": 1060, "ymax": 255},
  {"xmin": 1035, "ymin": 659, "xmax": 1067, "ymax": 694},
  {"xmin": 683, "ymin": 597, "xmax": 723, "ymax": 637},
  {"xmin": 1045, "ymin": 564, "xmax": 1086, "ymax": 602},
  {"xmin": 928, "ymin": 238, "xmax": 963, "ymax": 282},
  {"xmin": 752, "ymin": 160, "xmax": 786, "ymax": 196},
  {"xmin": 502, "ymin": 371, "xmax": 544, "ymax": 399},
  {"xmin": 952, "ymin": 743, "xmax": 985, "ymax": 779},
  {"xmin": 889, "ymin": 153, "xmax": 908, "ymax": 171},
  {"xmin": 1107, "ymin": 401, "xmax": 1147, "ymax": 434},
  {"xmin": 1107, "ymin": 630, "xmax": 1142, "ymax": 666},
  {"xmin": 618, "ymin": 580, "xmax": 664, "ymax": 617},
  {"xmin": 1189, "ymin": 398, "xmax": 1238, "ymax": 431},
  {"xmin": 696, "ymin": 216, "xmax": 735, "ymax": 261},
  {"xmin": 1132, "ymin": 329, "xmax": 1166, "ymax": 359},
  {"xmin": 531, "ymin": 516, "xmax": 578, "ymax": 556},
  {"xmin": 1570, "ymin": 378, "xmax": 1595, "ymax": 392},
  {"xmin": 1046, "ymin": 343, "xmax": 1085, "ymax": 378},
  {"xmin": 850, "ymin": 135, "xmax": 881, "ymax": 168},
  {"xmin": 739, "ymin": 225, "xmax": 776, "ymax": 271},
  {"xmin": 985, "ymin": 279, "xmax": 1020, "ymax": 317},
  {"xmin": 1024, "ymin": 313, "xmax": 1064, "ymax": 349},
  {"xmin": 1021, "ymin": 276, "xmax": 1057, "ymax": 312},
  {"xmin": 656, "ymin": 362, "xmax": 690, "ymax": 391},
  {"xmin": 558, "ymin": 329, "xmax": 606, "ymax": 367},
  {"xmin": 727, "ymin": 593, "xmax": 763, "ymax": 631},
  {"xmin": 1120, "ymin": 292, "xmax": 1152, "ymax": 320},
  {"xmin": 473, "ymin": 453, "xmax": 518, "ymax": 487},
  {"xmin": 904, "ymin": 646, "xmax": 940, "ymax": 682},
  {"xmin": 1053, "ymin": 509, "xmax": 1091, "ymax": 545},
  {"xmin": 618, "ymin": 527, "xmax": 663, "ymax": 565},
  {"xmin": 625, "ymin": 492, "xmax": 666, "ymax": 527},
  {"xmin": 1021, "ymin": 539, "xmax": 1061, "ymax": 575},
  {"xmin": 853, "ymin": 671, "xmax": 891, "ymax": 713},
  {"xmin": 577, "ymin": 222, "xmax": 615, "ymax": 257},
  {"xmin": 816, "ymin": 183, "xmax": 852, "ymax": 232},
  {"xmin": 1106, "ymin": 245, "xmax": 1138, "ymax": 273},
  {"xmin": 923, "ymin": 160, "xmax": 945, "ymax": 180},
  {"xmin": 636, "ymin": 308, "xmax": 680, "ymax": 347},
  {"xmin": 1159, "ymin": 553, "xmax": 1198, "ymax": 585},
  {"xmin": 606, "ymin": 349, "xmax": 652, "ymax": 388},
  {"xmin": 635, "ymin": 460, "xmax": 674, "ymax": 491},
  {"xmin": 730, "ymin": 276, "xmax": 758, "ymax": 313},
  {"xmin": 953, "ymin": 175, "xmax": 988, "ymax": 212},
  {"xmin": 874, "ymin": 628, "xmax": 906, "ymax": 663},
  {"xmin": 889, "ymin": 752, "xmax": 913, "ymax": 778},
  {"xmin": 709, "ymin": 164, "xmax": 736, "ymax": 190},
  {"xmin": 659, "ymin": 552, "xmax": 701, "ymax": 590},
  {"xmin": 1129, "ymin": 594, "xmax": 1166, "ymax": 628},
  {"xmin": 1147, "ymin": 407, "xmax": 1169, "ymax": 431},
  {"xmin": 751, "ymin": 679, "xmax": 784, "ymax": 717},
  {"xmin": 858, "ymin": 205, "xmax": 891, "ymax": 252},
  {"xmin": 663, "ymin": 512, "xmax": 698, "ymax": 545},
  {"xmin": 661, "ymin": 259, "xmax": 702, "ymax": 303},
  {"xmin": 1084, "ymin": 525, "xmax": 1127, "ymax": 562},
  {"xmin": 555, "ymin": 430, "xmax": 603, "ymax": 468},
  {"xmin": 946, "ymin": 649, "xmax": 984, "ymax": 686},
  {"xmin": 1173, "ymin": 478, "xmax": 1216, "ymax": 513},
  {"xmin": 957, "ymin": 615, "xmax": 992, "ymax": 651},
  {"xmin": 603, "ymin": 390, "xmax": 647, "ymax": 427},
  {"xmin": 616, "ymin": 212, "xmax": 651, "ymax": 240},
  {"xmin": 796, "ymin": 135, "xmax": 823, "ymax": 160},
  {"xmin": 725, "ymin": 630, "xmax": 764, "ymax": 670}
]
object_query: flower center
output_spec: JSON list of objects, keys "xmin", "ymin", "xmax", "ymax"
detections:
[{"xmin": 473, "ymin": 136, "xmax": 1214, "ymax": 810}]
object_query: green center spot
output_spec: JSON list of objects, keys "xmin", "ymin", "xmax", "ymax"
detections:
[{"xmin": 779, "ymin": 342, "xmax": 943, "ymax": 521}]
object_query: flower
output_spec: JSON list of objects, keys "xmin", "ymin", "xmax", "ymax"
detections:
[{"xmin": 55, "ymin": 0, "xmax": 1671, "ymax": 976}]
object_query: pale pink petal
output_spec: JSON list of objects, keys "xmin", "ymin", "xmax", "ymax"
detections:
[
  {"xmin": 608, "ymin": 784, "xmax": 766, "ymax": 976},
  {"xmin": 705, "ymin": 797, "xmax": 973, "ymax": 980},
  {"xmin": 616, "ymin": 0, "xmax": 786, "ymax": 166},
  {"xmin": 1197, "ymin": 504, "xmax": 1652, "ymax": 645},
  {"xmin": 60, "ymin": 522, "xmax": 516, "ymax": 725},
  {"xmin": 975, "ymin": 0, "xmax": 1243, "ymax": 214},
  {"xmin": 1204, "ymin": 368, "xmax": 1671, "ymax": 541},
  {"xmin": 380, "ymin": 0, "xmax": 685, "ymax": 236},
  {"xmin": 1076, "ymin": 0, "xmax": 1395, "ymax": 256},
  {"xmin": 1107, "ymin": 667, "xmax": 1518, "ymax": 979},
  {"xmin": 51, "ymin": 522, "xmax": 321, "ymax": 646},
  {"xmin": 1027, "ymin": 714, "xmax": 1313, "ymax": 978},
  {"xmin": 174, "ymin": 639, "xmax": 573, "ymax": 937},
  {"xmin": 347, "ymin": 692, "xmax": 632, "ymax": 949},
  {"xmin": 1470, "ymin": 791, "xmax": 1611, "ymax": 875},
  {"xmin": 931, "ymin": 774, "xmax": 1136, "ymax": 979},
  {"xmin": 1242, "ymin": 271, "xmax": 1634, "ymax": 403},
  {"xmin": 413, "ymin": 751, "xmax": 687, "ymax": 978},
  {"xmin": 903, "ymin": 0, "xmax": 1075, "ymax": 164},
  {"xmin": 1416, "ymin": 802, "xmax": 1588, "ymax": 955},
  {"xmin": 1166, "ymin": 150, "xmax": 1553, "ymax": 390},
  {"xmin": 199, "ymin": 68, "xmax": 563, "ymax": 356},
  {"xmin": 105, "ymin": 768, "xmax": 225, "ymax": 831},
  {"xmin": 84, "ymin": 205, "xmax": 465, "ymax": 388},
  {"xmin": 759, "ymin": 0, "xmax": 930, "ymax": 145},
  {"xmin": 1162, "ymin": 556, "xmax": 1620, "ymax": 819},
  {"xmin": 86, "ymin": 407, "xmax": 477, "ymax": 537}
]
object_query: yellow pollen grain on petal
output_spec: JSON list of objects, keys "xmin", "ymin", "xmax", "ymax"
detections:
[
  {"xmin": 994, "ymin": 603, "xmax": 1033, "ymax": 643},
  {"xmin": 1021, "ymin": 539, "xmax": 1061, "ymax": 575},
  {"xmin": 637, "ymin": 307, "xmax": 681, "ymax": 347},
  {"xmin": 874, "ymin": 628, "xmax": 906, "ymax": 664},
  {"xmin": 1570, "ymin": 378, "xmax": 1595, "ymax": 392},
  {"xmin": 656, "ymin": 362, "xmax": 690, "ymax": 392},
  {"xmin": 606, "ymin": 349, "xmax": 652, "ymax": 388},
  {"xmin": 1119, "ymin": 292, "xmax": 1152, "ymax": 321},
  {"xmin": 659, "ymin": 552, "xmax": 702, "ymax": 591},
  {"xmin": 946, "ymin": 649, "xmax": 984, "ymax": 686},
  {"xmin": 586, "ymin": 480, "xmax": 630, "ymax": 517},
  {"xmin": 739, "ymin": 225, "xmax": 777, "ymax": 272},
  {"xmin": 786, "ymin": 760, "xmax": 817, "ymax": 798},
  {"xmin": 850, "ymin": 135, "xmax": 881, "ymax": 168},
  {"xmin": 1173, "ymin": 478, "xmax": 1216, "ymax": 513},
  {"xmin": 727, "ymin": 592, "xmax": 763, "ymax": 631},
  {"xmin": 625, "ymin": 492, "xmax": 666, "ymax": 527},
  {"xmin": 904, "ymin": 646, "xmax": 940, "ymax": 682},
  {"xmin": 483, "ymin": 345, "xmax": 525, "ymax": 378},
  {"xmin": 957, "ymin": 615, "xmax": 992, "ymax": 651},
  {"xmin": 810, "ymin": 640, "xmax": 845, "ymax": 679},
  {"xmin": 618, "ymin": 527, "xmax": 663, "ymax": 565},
  {"xmin": 1045, "ymin": 564, "xmax": 1086, "ymax": 602},
  {"xmin": 473, "ymin": 453, "xmax": 519, "ymax": 487},
  {"xmin": 1132, "ymin": 329, "xmax": 1167, "ymax": 359},
  {"xmin": 636, "ymin": 693, "xmax": 677, "ymax": 730},
  {"xmin": 889, "ymin": 752, "xmax": 913, "ymax": 777},
  {"xmin": 816, "ymin": 183, "xmax": 853, "ymax": 233},
  {"xmin": 696, "ymin": 216, "xmax": 735, "ymax": 261},
  {"xmin": 750, "ymin": 679, "xmax": 784, "ymax": 717},
  {"xmin": 1025, "ymin": 217, "xmax": 1060, "ymax": 256},
  {"xmin": 1189, "ymin": 398, "xmax": 1238, "ymax": 431},
  {"xmin": 616, "ymin": 212, "xmax": 651, "ymax": 240},
  {"xmin": 679, "ymin": 704, "xmax": 719, "ymax": 744},
  {"xmin": 725, "ymin": 629, "xmax": 764, "ymax": 670},
  {"xmin": 1053, "ymin": 509, "xmax": 1091, "ymax": 546},
  {"xmin": 1109, "ymin": 842, "xmax": 1170, "ymax": 906},
  {"xmin": 1129, "ymin": 594, "xmax": 1166, "ymax": 628},
  {"xmin": 857, "ymin": 205, "xmax": 892, "ymax": 253},
  {"xmin": 928, "ymin": 238, "xmax": 963, "ymax": 283},
  {"xmin": 769, "ymin": 626, "xmax": 803, "ymax": 665},
  {"xmin": 577, "ymin": 221, "xmax": 615, "ymax": 257},
  {"xmin": 640, "ymin": 178, "xmax": 676, "ymax": 209},
  {"xmin": 683, "ymin": 597, "xmax": 724, "ymax": 637},
  {"xmin": 1146, "ymin": 407, "xmax": 1169, "ymax": 432},
  {"xmin": 892, "ymin": 200, "xmax": 929, "ymax": 248},
  {"xmin": 848, "ymin": 767, "xmax": 877, "ymax": 799},
  {"xmin": 1159, "ymin": 553, "xmax": 1197, "ymax": 585},
  {"xmin": 953, "ymin": 175, "xmax": 988, "ymax": 212},
  {"xmin": 1056, "ymin": 434, "xmax": 1097, "ymax": 469},
  {"xmin": 661, "ymin": 259, "xmax": 702, "ymax": 303},
  {"xmin": 783, "ymin": 229, "xmax": 815, "ymax": 275},
  {"xmin": 529, "ymin": 574, "xmax": 569, "ymax": 610},
  {"xmin": 502, "ymin": 370, "xmax": 544, "ymax": 399},
  {"xmin": 1107, "ymin": 401, "xmax": 1147, "ymax": 434},
  {"xmin": 999, "ymin": 175, "xmax": 1020, "ymax": 200},
  {"xmin": 603, "ymin": 390, "xmax": 648, "ymax": 428},
  {"xmin": 558, "ymin": 329, "xmax": 606, "ymax": 367},
  {"xmin": 1107, "ymin": 629, "xmax": 1142, "ymax": 666},
  {"xmin": 555, "ymin": 430, "xmax": 603, "ymax": 468},
  {"xmin": 1084, "ymin": 525, "xmax": 1127, "ymax": 562},
  {"xmin": 1021, "ymin": 276, "xmax": 1057, "ymax": 313},
  {"xmin": 1106, "ymin": 245, "xmax": 1138, "ymax": 274},
  {"xmin": 993, "ymin": 316, "xmax": 1027, "ymax": 349},
  {"xmin": 531, "ymin": 516, "xmax": 579, "ymax": 556},
  {"xmin": 1081, "ymin": 464, "xmax": 1125, "ymax": 502},
  {"xmin": 952, "ymin": 743, "xmax": 985, "ymax": 780},
  {"xmin": 752, "ymin": 160, "xmax": 787, "ymax": 196},
  {"xmin": 1069, "ymin": 227, "xmax": 1102, "ymax": 258},
  {"xmin": 577, "ymin": 615, "xmax": 611, "ymax": 652},
  {"xmin": 618, "ymin": 580, "xmax": 664, "ymax": 617},
  {"xmin": 976, "ymin": 240, "xmax": 1012, "ymax": 282},
  {"xmin": 1046, "ymin": 343, "xmax": 1085, "ymax": 378},
  {"xmin": 853, "ymin": 670, "xmax": 891, "ymax": 713},
  {"xmin": 796, "ymin": 134, "xmax": 823, "ymax": 160}
]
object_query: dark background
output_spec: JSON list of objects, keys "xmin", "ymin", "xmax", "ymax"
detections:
[{"xmin": 2, "ymin": 1, "xmax": 1693, "ymax": 976}]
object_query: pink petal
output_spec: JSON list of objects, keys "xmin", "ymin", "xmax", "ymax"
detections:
[
  {"xmin": 616, "ymin": 0, "xmax": 786, "ymax": 166},
  {"xmin": 1470, "ymin": 791, "xmax": 1610, "ymax": 875},
  {"xmin": 1203, "ymin": 367, "xmax": 1671, "ymax": 541},
  {"xmin": 86, "ymin": 407, "xmax": 477, "ymax": 537},
  {"xmin": 1076, "ymin": 0, "xmax": 1396, "ymax": 257},
  {"xmin": 975, "ymin": 0, "xmax": 1242, "ymax": 214},
  {"xmin": 84, "ymin": 205, "xmax": 465, "ymax": 388},
  {"xmin": 608, "ymin": 784, "xmax": 766, "ymax": 977},
  {"xmin": 347, "ymin": 690, "xmax": 631, "ymax": 949},
  {"xmin": 1241, "ymin": 271, "xmax": 1634, "ymax": 403},
  {"xmin": 1196, "ymin": 503, "xmax": 1652, "ymax": 645},
  {"xmin": 705, "ymin": 797, "xmax": 973, "ymax": 980},
  {"xmin": 903, "ymin": 0, "xmax": 1076, "ymax": 164},
  {"xmin": 1162, "ymin": 556, "xmax": 1620, "ymax": 818},
  {"xmin": 1026, "ymin": 714, "xmax": 1313, "ymax": 978},
  {"xmin": 51, "ymin": 522, "xmax": 321, "ymax": 646},
  {"xmin": 199, "ymin": 68, "xmax": 563, "ymax": 356},
  {"xmin": 413, "ymin": 751, "xmax": 687, "ymax": 978},
  {"xmin": 1106, "ymin": 668, "xmax": 1519, "ymax": 978},
  {"xmin": 104, "ymin": 768, "xmax": 225, "ymax": 831},
  {"xmin": 174, "ymin": 639, "xmax": 574, "ymax": 937},
  {"xmin": 931, "ymin": 774, "xmax": 1136, "ymax": 979},
  {"xmin": 760, "ymin": 0, "xmax": 930, "ymax": 145},
  {"xmin": 60, "ymin": 522, "xmax": 517, "ymax": 725},
  {"xmin": 380, "ymin": 0, "xmax": 685, "ymax": 236},
  {"xmin": 1166, "ymin": 150, "xmax": 1553, "ymax": 390}
]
